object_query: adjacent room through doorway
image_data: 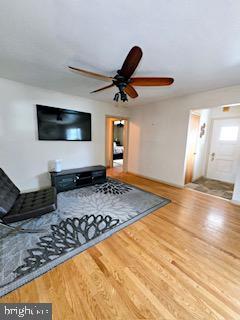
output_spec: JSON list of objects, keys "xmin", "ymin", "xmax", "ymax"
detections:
[
  {"xmin": 185, "ymin": 105, "xmax": 240, "ymax": 200},
  {"xmin": 113, "ymin": 120, "xmax": 124, "ymax": 168},
  {"xmin": 105, "ymin": 116, "xmax": 129, "ymax": 172}
]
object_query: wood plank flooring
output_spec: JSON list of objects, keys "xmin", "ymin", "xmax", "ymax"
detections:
[{"xmin": 1, "ymin": 169, "xmax": 240, "ymax": 319}]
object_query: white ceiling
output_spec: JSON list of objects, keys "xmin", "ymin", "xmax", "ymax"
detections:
[{"xmin": 0, "ymin": 0, "xmax": 240, "ymax": 106}]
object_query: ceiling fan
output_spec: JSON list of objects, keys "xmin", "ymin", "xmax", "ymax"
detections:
[{"xmin": 68, "ymin": 46, "xmax": 174, "ymax": 102}]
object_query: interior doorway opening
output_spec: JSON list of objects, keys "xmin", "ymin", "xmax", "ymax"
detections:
[
  {"xmin": 184, "ymin": 105, "xmax": 240, "ymax": 200},
  {"xmin": 185, "ymin": 113, "xmax": 200, "ymax": 184},
  {"xmin": 113, "ymin": 120, "xmax": 125, "ymax": 168},
  {"xmin": 105, "ymin": 116, "xmax": 129, "ymax": 173}
]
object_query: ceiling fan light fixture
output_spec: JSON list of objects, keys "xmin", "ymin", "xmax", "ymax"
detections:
[
  {"xmin": 113, "ymin": 90, "xmax": 128, "ymax": 102},
  {"xmin": 114, "ymin": 120, "xmax": 125, "ymax": 127},
  {"xmin": 120, "ymin": 91, "xmax": 128, "ymax": 102},
  {"xmin": 113, "ymin": 92, "xmax": 119, "ymax": 102}
]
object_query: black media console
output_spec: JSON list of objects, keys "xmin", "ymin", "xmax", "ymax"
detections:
[{"xmin": 50, "ymin": 165, "xmax": 106, "ymax": 193}]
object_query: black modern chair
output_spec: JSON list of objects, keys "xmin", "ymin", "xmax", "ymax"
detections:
[{"xmin": 0, "ymin": 168, "xmax": 57, "ymax": 233}]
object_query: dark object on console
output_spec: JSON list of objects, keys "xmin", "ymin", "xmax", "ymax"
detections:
[
  {"xmin": 50, "ymin": 165, "xmax": 106, "ymax": 193},
  {"xmin": 0, "ymin": 168, "xmax": 57, "ymax": 227}
]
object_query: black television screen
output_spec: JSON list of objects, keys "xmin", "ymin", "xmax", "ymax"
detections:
[{"xmin": 36, "ymin": 105, "xmax": 91, "ymax": 141}]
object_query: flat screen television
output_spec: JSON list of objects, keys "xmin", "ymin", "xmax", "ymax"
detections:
[{"xmin": 36, "ymin": 105, "xmax": 91, "ymax": 141}]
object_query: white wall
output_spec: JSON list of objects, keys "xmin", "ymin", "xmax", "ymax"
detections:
[
  {"xmin": 1, "ymin": 77, "xmax": 240, "ymax": 203},
  {"xmin": 209, "ymin": 105, "xmax": 240, "ymax": 118},
  {"xmin": 128, "ymin": 84, "xmax": 240, "ymax": 188},
  {"xmin": 232, "ymin": 161, "xmax": 240, "ymax": 205},
  {"xmin": 0, "ymin": 78, "xmax": 129, "ymax": 191}
]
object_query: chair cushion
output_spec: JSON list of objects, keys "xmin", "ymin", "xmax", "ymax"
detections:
[
  {"xmin": 0, "ymin": 168, "xmax": 20, "ymax": 217},
  {"xmin": 3, "ymin": 187, "xmax": 57, "ymax": 223}
]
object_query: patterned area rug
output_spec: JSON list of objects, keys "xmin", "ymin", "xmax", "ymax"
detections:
[
  {"xmin": 186, "ymin": 177, "xmax": 234, "ymax": 200},
  {"xmin": 0, "ymin": 178, "xmax": 170, "ymax": 297}
]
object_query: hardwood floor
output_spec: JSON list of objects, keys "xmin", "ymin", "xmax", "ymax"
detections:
[{"xmin": 1, "ymin": 169, "xmax": 240, "ymax": 319}]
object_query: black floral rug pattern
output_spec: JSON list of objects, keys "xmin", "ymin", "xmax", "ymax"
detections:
[
  {"xmin": 96, "ymin": 179, "xmax": 133, "ymax": 194},
  {"xmin": 14, "ymin": 215, "xmax": 119, "ymax": 278},
  {"xmin": 0, "ymin": 178, "xmax": 170, "ymax": 297}
]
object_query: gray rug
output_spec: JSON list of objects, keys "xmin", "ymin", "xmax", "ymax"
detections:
[{"xmin": 0, "ymin": 178, "xmax": 170, "ymax": 297}]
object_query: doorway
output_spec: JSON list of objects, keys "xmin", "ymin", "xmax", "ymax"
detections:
[
  {"xmin": 105, "ymin": 116, "xmax": 129, "ymax": 172},
  {"xmin": 185, "ymin": 113, "xmax": 200, "ymax": 184},
  {"xmin": 185, "ymin": 106, "xmax": 240, "ymax": 200}
]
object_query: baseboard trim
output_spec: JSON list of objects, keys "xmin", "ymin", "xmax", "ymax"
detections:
[
  {"xmin": 127, "ymin": 171, "xmax": 184, "ymax": 189},
  {"xmin": 230, "ymin": 200, "xmax": 240, "ymax": 206}
]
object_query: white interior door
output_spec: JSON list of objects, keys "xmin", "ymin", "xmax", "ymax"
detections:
[{"xmin": 207, "ymin": 118, "xmax": 240, "ymax": 183}]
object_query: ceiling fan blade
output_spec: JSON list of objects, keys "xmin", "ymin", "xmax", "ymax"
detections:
[
  {"xmin": 90, "ymin": 83, "xmax": 114, "ymax": 93},
  {"xmin": 119, "ymin": 46, "xmax": 143, "ymax": 79},
  {"xmin": 69, "ymin": 66, "xmax": 113, "ymax": 82},
  {"xmin": 131, "ymin": 77, "xmax": 174, "ymax": 86},
  {"xmin": 124, "ymin": 84, "xmax": 138, "ymax": 98}
]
